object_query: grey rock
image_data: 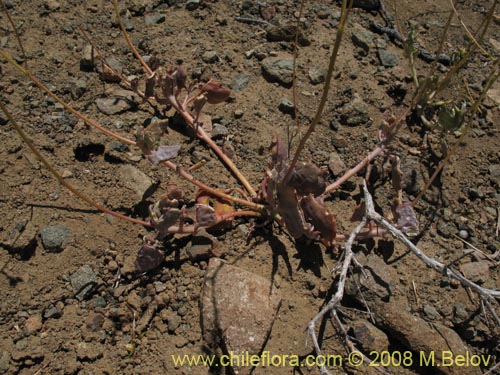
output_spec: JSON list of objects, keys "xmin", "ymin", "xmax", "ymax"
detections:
[
  {"xmin": 278, "ymin": 97, "xmax": 295, "ymax": 115},
  {"xmin": 401, "ymin": 157, "xmax": 425, "ymax": 195},
  {"xmin": 460, "ymin": 261, "xmax": 490, "ymax": 284},
  {"xmin": 145, "ymin": 13, "xmax": 165, "ymax": 25},
  {"xmin": 351, "ymin": 27, "xmax": 375, "ymax": 52},
  {"xmin": 374, "ymin": 302, "xmax": 481, "ymax": 375},
  {"xmin": 76, "ymin": 342, "xmax": 102, "ymax": 361},
  {"xmin": 168, "ymin": 313, "xmax": 181, "ymax": 332},
  {"xmin": 489, "ymin": 164, "xmax": 500, "ymax": 185},
  {"xmin": 452, "ymin": 304, "xmax": 469, "ymax": 325},
  {"xmin": 340, "ymin": 94, "xmax": 371, "ymax": 126},
  {"xmin": 265, "ymin": 24, "xmax": 310, "ymax": 46},
  {"xmin": 43, "ymin": 306, "xmax": 62, "ymax": 319},
  {"xmin": 261, "ymin": 55, "xmax": 294, "ymax": 87},
  {"xmin": 211, "ymin": 124, "xmax": 229, "ymax": 139},
  {"xmin": 71, "ymin": 78, "xmax": 88, "ymax": 100},
  {"xmin": 328, "ymin": 152, "xmax": 346, "ymax": 177},
  {"xmin": 109, "ymin": 141, "xmax": 129, "ymax": 153},
  {"xmin": 378, "ymin": 49, "xmax": 399, "ymax": 67},
  {"xmin": 80, "ymin": 44, "xmax": 95, "ymax": 70},
  {"xmin": 41, "ymin": 225, "xmax": 71, "ymax": 252},
  {"xmin": 92, "ymin": 296, "xmax": 107, "ymax": 308},
  {"xmin": 437, "ymin": 221, "xmax": 454, "ymax": 238},
  {"xmin": 423, "ymin": 304, "xmax": 440, "ymax": 320},
  {"xmin": 186, "ymin": 0, "xmax": 200, "ymax": 10},
  {"xmin": 98, "ymin": 56, "xmax": 123, "ymax": 83},
  {"xmin": 120, "ymin": 165, "xmax": 155, "ymax": 201},
  {"xmin": 0, "ymin": 351, "xmax": 10, "ymax": 374},
  {"xmin": 70, "ymin": 265, "xmax": 97, "ymax": 301},
  {"xmin": 458, "ymin": 230, "xmax": 469, "ymax": 240},
  {"xmin": 352, "ymin": 0, "xmax": 380, "ymax": 10},
  {"xmin": 231, "ymin": 73, "xmax": 251, "ymax": 93},
  {"xmin": 308, "ymin": 66, "xmax": 326, "ymax": 85},
  {"xmin": 201, "ymin": 258, "xmax": 281, "ymax": 375},
  {"xmin": 352, "ymin": 320, "xmax": 389, "ymax": 352},
  {"xmin": 201, "ymin": 50, "xmax": 219, "ymax": 64},
  {"xmin": 96, "ymin": 89, "xmax": 139, "ymax": 115}
]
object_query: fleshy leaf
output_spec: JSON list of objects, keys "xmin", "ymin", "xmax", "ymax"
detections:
[
  {"xmin": 394, "ymin": 203, "xmax": 419, "ymax": 235},
  {"xmin": 200, "ymin": 81, "xmax": 231, "ymax": 104},
  {"xmin": 135, "ymin": 242, "xmax": 164, "ymax": 272},
  {"xmin": 149, "ymin": 144, "xmax": 181, "ymax": 165},
  {"xmin": 300, "ymin": 195, "xmax": 337, "ymax": 246},
  {"xmin": 195, "ymin": 204, "xmax": 218, "ymax": 228}
]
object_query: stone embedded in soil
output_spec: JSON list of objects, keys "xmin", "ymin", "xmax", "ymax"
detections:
[
  {"xmin": 340, "ymin": 94, "xmax": 371, "ymax": 126},
  {"xmin": 145, "ymin": 13, "xmax": 165, "ymax": 25},
  {"xmin": 43, "ymin": 306, "xmax": 62, "ymax": 319},
  {"xmin": 201, "ymin": 258, "xmax": 281, "ymax": 375},
  {"xmin": 0, "ymin": 351, "xmax": 10, "ymax": 373},
  {"xmin": 377, "ymin": 49, "xmax": 399, "ymax": 67},
  {"xmin": 351, "ymin": 25, "xmax": 375, "ymax": 52},
  {"xmin": 24, "ymin": 316, "xmax": 43, "ymax": 334},
  {"xmin": 76, "ymin": 342, "xmax": 102, "ymax": 361},
  {"xmin": 328, "ymin": 152, "xmax": 346, "ymax": 177},
  {"xmin": 401, "ymin": 157, "xmax": 425, "ymax": 195},
  {"xmin": 488, "ymin": 164, "xmax": 500, "ymax": 185},
  {"xmin": 460, "ymin": 261, "xmax": 490, "ymax": 284},
  {"xmin": 40, "ymin": 225, "xmax": 71, "ymax": 252},
  {"xmin": 98, "ymin": 56, "xmax": 123, "ymax": 83},
  {"xmin": 278, "ymin": 97, "xmax": 295, "ymax": 115},
  {"xmin": 374, "ymin": 301, "xmax": 482, "ymax": 375},
  {"xmin": 186, "ymin": 0, "xmax": 200, "ymax": 11},
  {"xmin": 70, "ymin": 265, "xmax": 97, "ymax": 301},
  {"xmin": 308, "ymin": 66, "xmax": 325, "ymax": 85},
  {"xmin": 231, "ymin": 73, "xmax": 251, "ymax": 93},
  {"xmin": 261, "ymin": 55, "xmax": 294, "ymax": 87},
  {"xmin": 265, "ymin": 24, "xmax": 310, "ymax": 46},
  {"xmin": 423, "ymin": 304, "xmax": 440, "ymax": 321},
  {"xmin": 351, "ymin": 319, "xmax": 389, "ymax": 352},
  {"xmin": 201, "ymin": 50, "xmax": 219, "ymax": 64},
  {"xmin": 95, "ymin": 89, "xmax": 139, "ymax": 115},
  {"xmin": 352, "ymin": 0, "xmax": 380, "ymax": 10},
  {"xmin": 119, "ymin": 165, "xmax": 155, "ymax": 202},
  {"xmin": 85, "ymin": 312, "xmax": 105, "ymax": 332},
  {"xmin": 80, "ymin": 44, "xmax": 95, "ymax": 70},
  {"xmin": 211, "ymin": 124, "xmax": 229, "ymax": 139}
]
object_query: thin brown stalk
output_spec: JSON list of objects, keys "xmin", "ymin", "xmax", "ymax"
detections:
[
  {"xmin": 0, "ymin": 50, "xmax": 262, "ymax": 210},
  {"xmin": 288, "ymin": 0, "xmax": 305, "ymax": 155},
  {"xmin": 1, "ymin": 0, "xmax": 28, "ymax": 68},
  {"xmin": 0, "ymin": 100, "xmax": 151, "ymax": 227},
  {"xmin": 413, "ymin": 58, "xmax": 499, "ymax": 205},
  {"xmin": 0, "ymin": 50, "xmax": 136, "ymax": 145},
  {"xmin": 168, "ymin": 98, "xmax": 258, "ymax": 198},
  {"xmin": 112, "ymin": 0, "xmax": 153, "ymax": 76},
  {"xmin": 284, "ymin": 0, "xmax": 353, "ymax": 183},
  {"xmin": 449, "ymin": 0, "xmax": 493, "ymax": 59}
]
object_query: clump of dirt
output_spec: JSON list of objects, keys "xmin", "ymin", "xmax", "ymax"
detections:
[{"xmin": 0, "ymin": 1, "xmax": 499, "ymax": 374}]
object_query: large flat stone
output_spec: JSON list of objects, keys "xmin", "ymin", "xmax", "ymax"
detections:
[{"xmin": 201, "ymin": 258, "xmax": 281, "ymax": 375}]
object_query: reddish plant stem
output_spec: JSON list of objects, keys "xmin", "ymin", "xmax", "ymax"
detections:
[
  {"xmin": 0, "ymin": 51, "xmax": 136, "ymax": 145},
  {"xmin": 168, "ymin": 97, "xmax": 258, "ymax": 198}
]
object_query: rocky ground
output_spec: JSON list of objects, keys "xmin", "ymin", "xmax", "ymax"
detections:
[{"xmin": 0, "ymin": 0, "xmax": 500, "ymax": 374}]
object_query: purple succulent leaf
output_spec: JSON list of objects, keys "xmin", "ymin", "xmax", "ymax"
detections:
[
  {"xmin": 300, "ymin": 195, "xmax": 337, "ymax": 245},
  {"xmin": 195, "ymin": 204, "xmax": 218, "ymax": 228},
  {"xmin": 395, "ymin": 203, "xmax": 419, "ymax": 235},
  {"xmin": 149, "ymin": 145, "xmax": 181, "ymax": 165},
  {"xmin": 135, "ymin": 242, "xmax": 164, "ymax": 272}
]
